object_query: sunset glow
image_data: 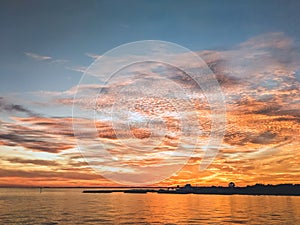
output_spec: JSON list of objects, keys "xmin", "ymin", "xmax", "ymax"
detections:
[
  {"xmin": 1, "ymin": 1, "xmax": 299, "ymax": 188},
  {"xmin": 1, "ymin": 32, "xmax": 299, "ymax": 187}
]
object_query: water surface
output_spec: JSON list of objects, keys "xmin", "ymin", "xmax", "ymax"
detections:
[{"xmin": 0, "ymin": 188, "xmax": 299, "ymax": 224}]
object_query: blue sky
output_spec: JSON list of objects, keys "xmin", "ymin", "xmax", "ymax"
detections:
[{"xmin": 1, "ymin": 0, "xmax": 300, "ymax": 93}]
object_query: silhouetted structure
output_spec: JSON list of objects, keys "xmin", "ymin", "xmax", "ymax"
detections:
[{"xmin": 228, "ymin": 182, "xmax": 235, "ymax": 188}]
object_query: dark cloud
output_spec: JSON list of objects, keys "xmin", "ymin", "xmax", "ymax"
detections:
[
  {"xmin": 275, "ymin": 116, "xmax": 300, "ymax": 123},
  {"xmin": 0, "ymin": 97, "xmax": 38, "ymax": 116},
  {"xmin": 250, "ymin": 131, "xmax": 277, "ymax": 144},
  {"xmin": 254, "ymin": 105, "xmax": 300, "ymax": 121},
  {"xmin": 4, "ymin": 157, "xmax": 59, "ymax": 167},
  {"xmin": 0, "ymin": 132, "xmax": 74, "ymax": 153},
  {"xmin": 0, "ymin": 117, "xmax": 75, "ymax": 153},
  {"xmin": 224, "ymin": 129, "xmax": 289, "ymax": 146},
  {"xmin": 253, "ymin": 105, "xmax": 282, "ymax": 115}
]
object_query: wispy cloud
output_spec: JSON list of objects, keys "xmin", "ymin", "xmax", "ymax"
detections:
[
  {"xmin": 85, "ymin": 52, "xmax": 101, "ymax": 59},
  {"xmin": 50, "ymin": 59, "xmax": 69, "ymax": 64},
  {"xmin": 66, "ymin": 66, "xmax": 88, "ymax": 73},
  {"xmin": 25, "ymin": 52, "xmax": 69, "ymax": 66},
  {"xmin": 25, "ymin": 52, "xmax": 52, "ymax": 61}
]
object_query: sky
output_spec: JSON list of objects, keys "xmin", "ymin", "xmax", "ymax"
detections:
[{"xmin": 0, "ymin": 0, "xmax": 299, "ymax": 187}]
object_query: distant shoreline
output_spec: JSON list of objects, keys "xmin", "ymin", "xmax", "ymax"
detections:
[
  {"xmin": 83, "ymin": 191, "xmax": 300, "ymax": 196},
  {"xmin": 1, "ymin": 183, "xmax": 300, "ymax": 190},
  {"xmin": 0, "ymin": 186, "xmax": 172, "ymax": 189},
  {"xmin": 82, "ymin": 184, "xmax": 300, "ymax": 196},
  {"xmin": 1, "ymin": 184, "xmax": 300, "ymax": 196}
]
